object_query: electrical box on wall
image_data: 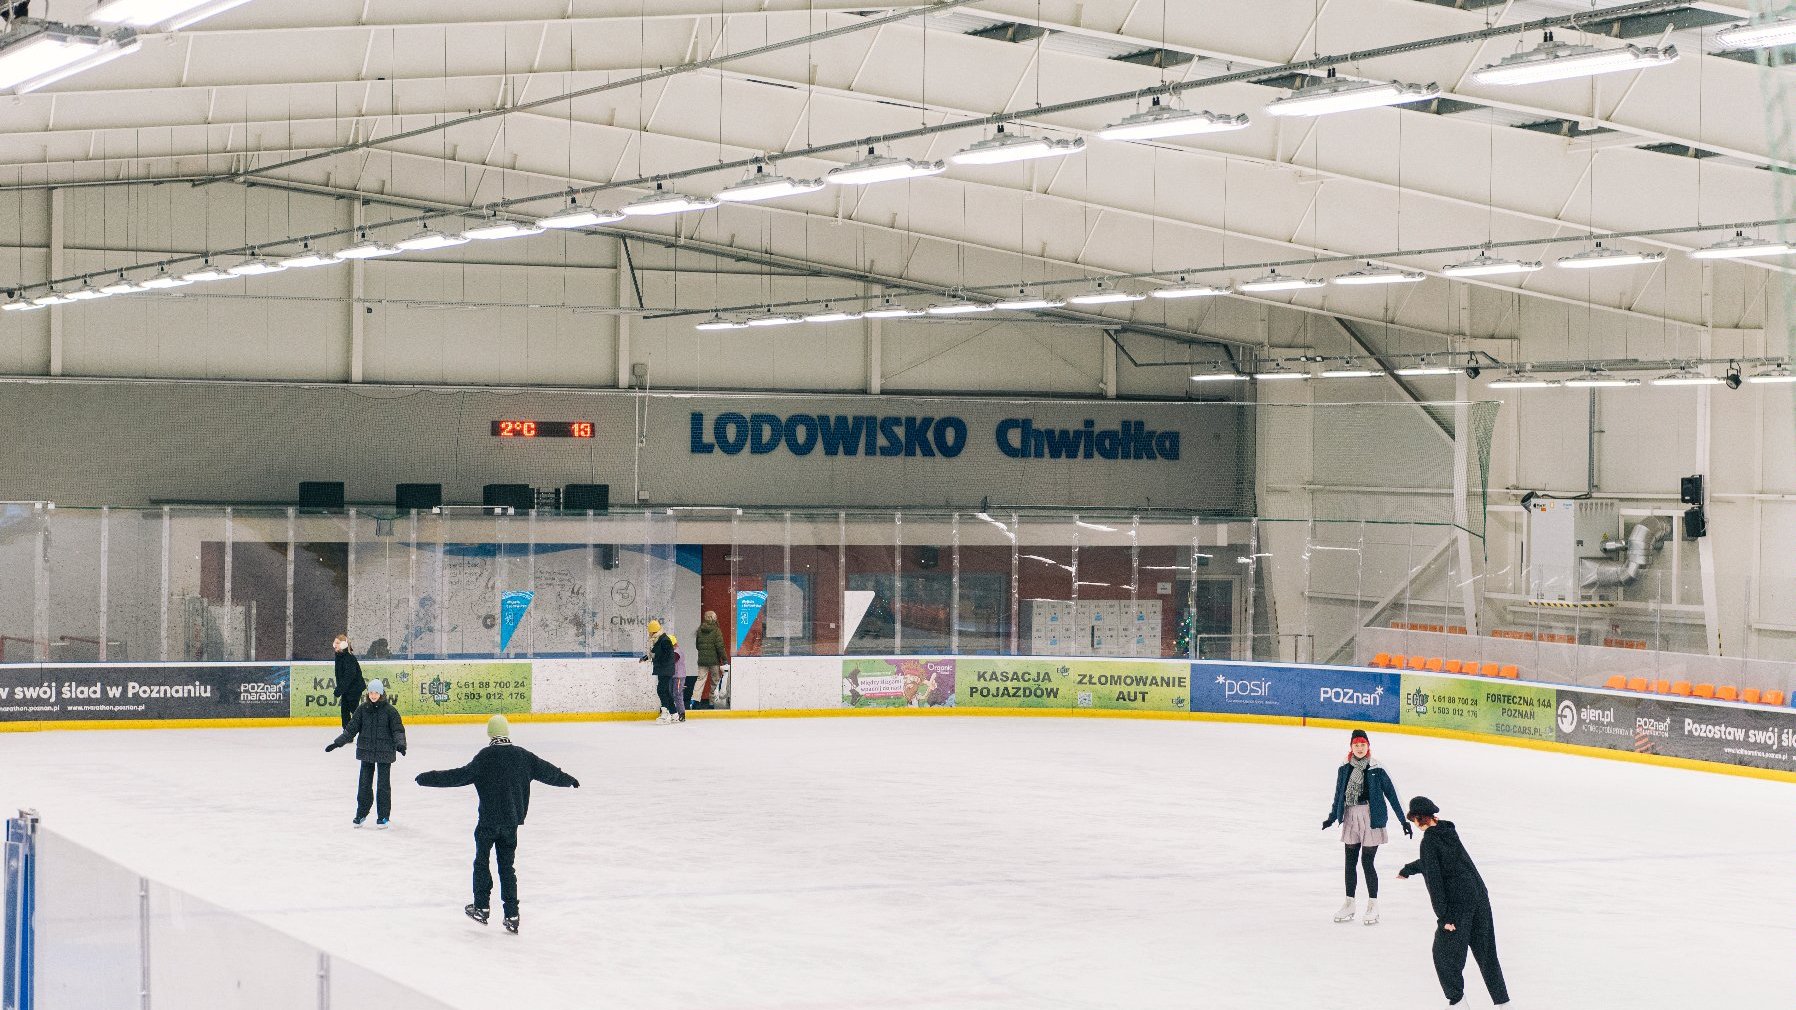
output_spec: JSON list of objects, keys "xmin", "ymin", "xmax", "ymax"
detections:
[{"xmin": 1526, "ymin": 498, "xmax": 1619, "ymax": 604}]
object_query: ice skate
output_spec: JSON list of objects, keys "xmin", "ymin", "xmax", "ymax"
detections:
[
  {"xmin": 352, "ymin": 816, "xmax": 365, "ymax": 828},
  {"xmin": 375, "ymin": 818, "xmax": 390, "ymax": 829},
  {"xmin": 464, "ymin": 904, "xmax": 489, "ymax": 925},
  {"xmin": 1361, "ymin": 899, "xmax": 1379, "ymax": 925},
  {"xmin": 655, "ymin": 709, "xmax": 672, "ymax": 724},
  {"xmin": 1332, "ymin": 897, "xmax": 1356, "ymax": 923},
  {"xmin": 503, "ymin": 916, "xmax": 520, "ymax": 935}
]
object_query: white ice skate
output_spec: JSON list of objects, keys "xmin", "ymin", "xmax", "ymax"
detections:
[
  {"xmin": 1332, "ymin": 897, "xmax": 1356, "ymax": 923},
  {"xmin": 1361, "ymin": 899, "xmax": 1379, "ymax": 925},
  {"xmin": 655, "ymin": 709, "xmax": 672, "ymax": 724}
]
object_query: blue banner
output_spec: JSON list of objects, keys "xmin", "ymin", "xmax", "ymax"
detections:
[
  {"xmin": 1302, "ymin": 667, "xmax": 1401, "ymax": 723},
  {"xmin": 735, "ymin": 591, "xmax": 768, "ymax": 651},
  {"xmin": 3, "ymin": 815, "xmax": 34, "ymax": 1010},
  {"xmin": 498, "ymin": 591, "xmax": 534, "ymax": 653},
  {"xmin": 1189, "ymin": 662, "xmax": 1400, "ymax": 724}
]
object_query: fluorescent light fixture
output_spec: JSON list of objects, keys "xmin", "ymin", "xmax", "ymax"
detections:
[
  {"xmin": 92, "ymin": 0, "xmax": 256, "ymax": 30},
  {"xmin": 1473, "ymin": 33, "xmax": 1677, "ymax": 86},
  {"xmin": 1649, "ymin": 366, "xmax": 1720, "ymax": 387},
  {"xmin": 862, "ymin": 299, "xmax": 925, "ymax": 318},
  {"xmin": 1331, "ymin": 264, "xmax": 1424, "ymax": 286},
  {"xmin": 1099, "ymin": 98, "xmax": 1250, "ymax": 141},
  {"xmin": 334, "ymin": 238, "xmax": 402, "ymax": 260},
  {"xmin": 926, "ymin": 299, "xmax": 994, "ymax": 316},
  {"xmin": 745, "ymin": 313, "xmax": 802, "ymax": 327},
  {"xmin": 826, "ymin": 148, "xmax": 946, "ymax": 186},
  {"xmin": 180, "ymin": 261, "xmax": 232, "ymax": 282},
  {"xmin": 1238, "ymin": 270, "xmax": 1325, "ymax": 293},
  {"xmin": 1252, "ymin": 364, "xmax": 1308, "ymax": 381},
  {"xmin": 138, "ymin": 270, "xmax": 193, "ymax": 289},
  {"xmin": 1747, "ymin": 364, "xmax": 1796, "ymax": 384},
  {"xmin": 1443, "ymin": 251, "xmax": 1543, "ymax": 277},
  {"xmin": 994, "ymin": 288, "xmax": 1065, "ymax": 310},
  {"xmin": 395, "ymin": 227, "xmax": 471, "ymax": 251},
  {"xmin": 694, "ymin": 315, "xmax": 746, "ymax": 331},
  {"xmin": 713, "ymin": 165, "xmax": 826, "ymax": 203},
  {"xmin": 1068, "ymin": 282, "xmax": 1145, "ymax": 305},
  {"xmin": 1689, "ymin": 231, "xmax": 1795, "ymax": 260},
  {"xmin": 1557, "ymin": 242, "xmax": 1665, "ymax": 270},
  {"xmin": 1264, "ymin": 70, "xmax": 1440, "ymax": 117},
  {"xmin": 99, "ymin": 275, "xmax": 143, "ymax": 294},
  {"xmin": 278, "ymin": 245, "xmax": 338, "ymax": 268},
  {"xmin": 1319, "ymin": 365, "xmax": 1384, "ymax": 378},
  {"xmin": 31, "ymin": 290, "xmax": 71, "ymax": 305},
  {"xmin": 804, "ymin": 304, "xmax": 862, "ymax": 323},
  {"xmin": 1394, "ymin": 358, "xmax": 1456, "ymax": 376},
  {"xmin": 1152, "ymin": 276, "xmax": 1229, "ymax": 299},
  {"xmin": 535, "ymin": 204, "xmax": 624, "ymax": 229},
  {"xmin": 463, "ymin": 219, "xmax": 546, "ymax": 240},
  {"xmin": 1487, "ymin": 370, "xmax": 1552, "ymax": 389},
  {"xmin": 1074, "ymin": 519, "xmax": 1117, "ymax": 532},
  {"xmin": 227, "ymin": 256, "xmax": 287, "ymax": 276},
  {"xmin": 65, "ymin": 285, "xmax": 109, "ymax": 300},
  {"xmin": 1715, "ymin": 16, "xmax": 1796, "ymax": 50},
  {"xmin": 1190, "ymin": 370, "xmax": 1248, "ymax": 382},
  {"xmin": 1, "ymin": 295, "xmax": 33, "ymax": 310},
  {"xmin": 0, "ymin": 21, "xmax": 141, "ymax": 95},
  {"xmin": 619, "ymin": 184, "xmax": 719, "ymax": 218},
  {"xmin": 950, "ymin": 126, "xmax": 1085, "ymax": 166},
  {"xmin": 1563, "ymin": 368, "xmax": 1638, "ymax": 388}
]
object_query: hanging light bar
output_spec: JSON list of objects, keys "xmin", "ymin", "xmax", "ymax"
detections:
[
  {"xmin": 1265, "ymin": 69, "xmax": 1439, "ymax": 117},
  {"xmin": 994, "ymin": 288, "xmax": 1065, "ymax": 310},
  {"xmin": 334, "ymin": 236, "xmax": 403, "ymax": 260},
  {"xmin": 1099, "ymin": 98, "xmax": 1250, "ymax": 141},
  {"xmin": 926, "ymin": 300, "xmax": 995, "ymax": 316},
  {"xmin": 1563, "ymin": 368, "xmax": 1638, "ymax": 388},
  {"xmin": 1151, "ymin": 276, "xmax": 1229, "ymax": 299},
  {"xmin": 619, "ymin": 184, "xmax": 720, "ymax": 217},
  {"xmin": 0, "ymin": 21, "xmax": 141, "ymax": 95},
  {"xmin": 1331, "ymin": 263, "xmax": 1425, "ymax": 286},
  {"xmin": 1487, "ymin": 369, "xmax": 1553, "ymax": 389},
  {"xmin": 826, "ymin": 148, "xmax": 946, "ymax": 186},
  {"xmin": 862, "ymin": 299, "xmax": 926, "ymax": 318},
  {"xmin": 2, "ymin": 294, "xmax": 35, "ymax": 310},
  {"xmin": 1747, "ymin": 363, "xmax": 1796, "ymax": 384},
  {"xmin": 65, "ymin": 285, "xmax": 109, "ymax": 301},
  {"xmin": 803, "ymin": 304, "xmax": 862, "ymax": 323},
  {"xmin": 715, "ymin": 165, "xmax": 826, "ymax": 203},
  {"xmin": 227, "ymin": 255, "xmax": 287, "ymax": 276},
  {"xmin": 745, "ymin": 313, "xmax": 803, "ymax": 327},
  {"xmin": 1238, "ymin": 270, "xmax": 1325, "ymax": 293},
  {"xmin": 535, "ymin": 202, "xmax": 624, "ymax": 229},
  {"xmin": 180, "ymin": 260, "xmax": 232, "ymax": 282},
  {"xmin": 1473, "ymin": 32, "xmax": 1678, "ymax": 86},
  {"xmin": 91, "ymin": 0, "xmax": 255, "ymax": 30},
  {"xmin": 1068, "ymin": 281, "xmax": 1145, "ymax": 305},
  {"xmin": 395, "ymin": 227, "xmax": 472, "ymax": 251},
  {"xmin": 1649, "ymin": 365, "xmax": 1721, "ymax": 387},
  {"xmin": 694, "ymin": 315, "xmax": 747, "ymax": 331},
  {"xmin": 950, "ymin": 126, "xmax": 1085, "ymax": 166},
  {"xmin": 1715, "ymin": 16, "xmax": 1796, "ymax": 50},
  {"xmin": 279, "ymin": 244, "xmax": 338, "ymax": 268},
  {"xmin": 1443, "ymin": 250, "xmax": 1543, "ymax": 277},
  {"xmin": 1394, "ymin": 357, "xmax": 1457, "ymax": 377},
  {"xmin": 1252, "ymin": 363, "xmax": 1309, "ymax": 381},
  {"xmin": 138, "ymin": 269, "xmax": 193, "ymax": 289},
  {"xmin": 1689, "ymin": 231, "xmax": 1795, "ymax": 260},
  {"xmin": 99, "ymin": 274, "xmax": 143, "ymax": 295},
  {"xmin": 1319, "ymin": 361, "xmax": 1385, "ymax": 378},
  {"xmin": 464, "ymin": 218, "xmax": 546, "ymax": 240},
  {"xmin": 1556, "ymin": 242, "xmax": 1665, "ymax": 270},
  {"xmin": 1189, "ymin": 369, "xmax": 1248, "ymax": 383}
]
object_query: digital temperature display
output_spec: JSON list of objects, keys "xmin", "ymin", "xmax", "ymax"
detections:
[{"xmin": 491, "ymin": 420, "xmax": 595, "ymax": 439}]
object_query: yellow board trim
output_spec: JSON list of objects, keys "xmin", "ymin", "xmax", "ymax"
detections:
[{"xmin": 3, "ymin": 706, "xmax": 1791, "ymax": 784}]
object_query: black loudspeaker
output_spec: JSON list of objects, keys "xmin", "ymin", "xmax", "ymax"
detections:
[
  {"xmin": 564, "ymin": 483, "xmax": 610, "ymax": 513},
  {"xmin": 916, "ymin": 546, "xmax": 940, "ymax": 570},
  {"xmin": 395, "ymin": 483, "xmax": 442, "ymax": 512},
  {"xmin": 1683, "ymin": 506, "xmax": 1708, "ymax": 540},
  {"xmin": 1680, "ymin": 474, "xmax": 1705, "ymax": 505},
  {"xmin": 595, "ymin": 544, "xmax": 619, "ymax": 570},
  {"xmin": 483, "ymin": 484, "xmax": 534, "ymax": 512},
  {"xmin": 298, "ymin": 481, "xmax": 344, "ymax": 510}
]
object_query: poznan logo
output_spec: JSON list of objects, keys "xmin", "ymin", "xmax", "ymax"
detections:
[{"xmin": 1319, "ymin": 685, "xmax": 1385, "ymax": 707}]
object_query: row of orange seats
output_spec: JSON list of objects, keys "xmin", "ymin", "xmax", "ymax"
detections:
[
  {"xmin": 1600, "ymin": 675, "xmax": 1787, "ymax": 706},
  {"xmin": 1369, "ymin": 654, "xmax": 1519, "ymax": 679}
]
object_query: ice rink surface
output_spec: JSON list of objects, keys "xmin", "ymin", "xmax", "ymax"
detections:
[{"xmin": 3, "ymin": 715, "xmax": 1792, "ymax": 1009}]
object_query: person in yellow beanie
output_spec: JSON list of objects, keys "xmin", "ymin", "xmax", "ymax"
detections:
[{"xmin": 638, "ymin": 619, "xmax": 683, "ymax": 723}]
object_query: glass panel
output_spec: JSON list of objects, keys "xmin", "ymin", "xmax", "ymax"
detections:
[
  {"xmin": 897, "ymin": 514, "xmax": 955, "ymax": 655},
  {"xmin": 34, "ymin": 829, "xmax": 141, "ymax": 1007},
  {"xmin": 785, "ymin": 513, "xmax": 839, "ymax": 656},
  {"xmin": 230, "ymin": 509, "xmax": 292, "ymax": 662},
  {"xmin": 842, "ymin": 516, "xmax": 898, "ymax": 654},
  {"xmin": 957, "ymin": 511, "xmax": 1016, "ymax": 655},
  {"xmin": 44, "ymin": 508, "xmax": 101, "ymax": 662},
  {"xmin": 106, "ymin": 507, "xmax": 165, "ymax": 664},
  {"xmin": 0, "ymin": 504, "xmax": 46, "ymax": 662},
  {"xmin": 147, "ymin": 881, "xmax": 317, "ymax": 1009},
  {"xmin": 1017, "ymin": 515, "xmax": 1077, "ymax": 657}
]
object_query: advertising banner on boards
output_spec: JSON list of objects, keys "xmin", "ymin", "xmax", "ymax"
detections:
[
  {"xmin": 1399, "ymin": 675, "xmax": 1557, "ymax": 741},
  {"xmin": 0, "ymin": 665, "xmax": 289, "ymax": 722},
  {"xmin": 842, "ymin": 658, "xmax": 956, "ymax": 709},
  {"xmin": 956, "ymin": 658, "xmax": 1190, "ymax": 712},
  {"xmin": 290, "ymin": 661, "xmax": 532, "ymax": 718}
]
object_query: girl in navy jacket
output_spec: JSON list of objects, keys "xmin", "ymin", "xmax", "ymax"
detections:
[{"xmin": 1321, "ymin": 728, "xmax": 1410, "ymax": 924}]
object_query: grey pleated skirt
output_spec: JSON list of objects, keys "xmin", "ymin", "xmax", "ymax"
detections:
[{"xmin": 1340, "ymin": 803, "xmax": 1388, "ymax": 846}]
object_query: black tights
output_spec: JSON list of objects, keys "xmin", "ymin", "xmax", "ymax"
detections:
[{"xmin": 1344, "ymin": 843, "xmax": 1380, "ymax": 899}]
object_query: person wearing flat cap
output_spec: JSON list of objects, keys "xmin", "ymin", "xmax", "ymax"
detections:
[{"xmin": 1398, "ymin": 796, "xmax": 1510, "ymax": 1007}]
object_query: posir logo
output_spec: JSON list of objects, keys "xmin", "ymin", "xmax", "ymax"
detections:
[
  {"xmin": 1556, "ymin": 699, "xmax": 1578, "ymax": 734},
  {"xmin": 1216, "ymin": 673, "xmax": 1272, "ymax": 699},
  {"xmin": 1319, "ymin": 685, "xmax": 1384, "ymax": 707}
]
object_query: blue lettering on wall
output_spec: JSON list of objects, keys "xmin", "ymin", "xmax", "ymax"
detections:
[{"xmin": 686, "ymin": 413, "xmax": 1176, "ymax": 462}]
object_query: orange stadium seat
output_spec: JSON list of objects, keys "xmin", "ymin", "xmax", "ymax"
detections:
[
  {"xmin": 1670, "ymin": 681, "xmax": 1692, "ymax": 697},
  {"xmin": 1603, "ymin": 675, "xmax": 1627, "ymax": 690},
  {"xmin": 1408, "ymin": 656, "xmax": 1429, "ymax": 671},
  {"xmin": 1461, "ymin": 659, "xmax": 1480, "ymax": 674},
  {"xmin": 1742, "ymin": 689, "xmax": 1762, "ymax": 705},
  {"xmin": 1425, "ymin": 657, "xmax": 1444, "ymax": 672},
  {"xmin": 1498, "ymin": 665, "xmax": 1519, "ymax": 680},
  {"xmin": 1480, "ymin": 663, "xmax": 1501, "ymax": 678},
  {"xmin": 1443, "ymin": 660, "xmax": 1463, "ymax": 674},
  {"xmin": 1371, "ymin": 653, "xmax": 1393, "ymax": 669},
  {"xmin": 1692, "ymin": 684, "xmax": 1715, "ymax": 699},
  {"xmin": 1652, "ymin": 680, "xmax": 1671, "ymax": 695},
  {"xmin": 1765, "ymin": 691, "xmax": 1787, "ymax": 707},
  {"xmin": 1626, "ymin": 677, "xmax": 1649, "ymax": 693},
  {"xmin": 1716, "ymin": 686, "xmax": 1739, "ymax": 702}
]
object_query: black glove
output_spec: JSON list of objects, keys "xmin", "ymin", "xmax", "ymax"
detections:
[
  {"xmin": 1321, "ymin": 816, "xmax": 1336, "ymax": 830},
  {"xmin": 570, "ymin": 778, "xmax": 581, "ymax": 788},
  {"xmin": 325, "ymin": 741, "xmax": 340, "ymax": 752},
  {"xmin": 1401, "ymin": 821, "xmax": 1414, "ymax": 839},
  {"xmin": 397, "ymin": 747, "xmax": 406, "ymax": 757}
]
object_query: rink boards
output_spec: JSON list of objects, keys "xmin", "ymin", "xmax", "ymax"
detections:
[{"xmin": 1, "ymin": 655, "xmax": 1793, "ymax": 780}]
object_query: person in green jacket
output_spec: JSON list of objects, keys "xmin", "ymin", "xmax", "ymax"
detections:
[{"xmin": 691, "ymin": 610, "xmax": 729, "ymax": 709}]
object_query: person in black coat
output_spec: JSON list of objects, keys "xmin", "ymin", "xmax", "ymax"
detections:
[
  {"xmin": 331, "ymin": 634, "xmax": 365, "ymax": 729},
  {"xmin": 1321, "ymin": 728, "xmax": 1411, "ymax": 925},
  {"xmin": 415, "ymin": 714, "xmax": 579, "ymax": 934},
  {"xmin": 1398, "ymin": 797, "xmax": 1510, "ymax": 1006},
  {"xmin": 325, "ymin": 679, "xmax": 406, "ymax": 828},
  {"xmin": 637, "ymin": 619, "xmax": 683, "ymax": 723}
]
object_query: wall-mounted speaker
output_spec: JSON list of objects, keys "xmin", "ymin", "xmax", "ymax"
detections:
[
  {"xmin": 1680, "ymin": 474, "xmax": 1705, "ymax": 506},
  {"xmin": 298, "ymin": 481, "xmax": 344, "ymax": 510},
  {"xmin": 395, "ymin": 483, "xmax": 442, "ymax": 512},
  {"xmin": 1683, "ymin": 506, "xmax": 1708, "ymax": 540},
  {"xmin": 483, "ymin": 484, "xmax": 534, "ymax": 512},
  {"xmin": 564, "ymin": 483, "xmax": 610, "ymax": 514},
  {"xmin": 916, "ymin": 546, "xmax": 940, "ymax": 570}
]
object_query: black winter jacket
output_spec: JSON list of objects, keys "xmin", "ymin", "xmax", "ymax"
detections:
[
  {"xmin": 333, "ymin": 651, "xmax": 365, "ymax": 701},
  {"xmin": 1399, "ymin": 821, "xmax": 1490, "ymax": 924},
  {"xmin": 415, "ymin": 740, "xmax": 578, "ymax": 827},
  {"xmin": 329, "ymin": 697, "xmax": 407, "ymax": 763},
  {"xmin": 1327, "ymin": 761, "xmax": 1407, "ymax": 830},
  {"xmin": 646, "ymin": 632, "xmax": 676, "ymax": 678}
]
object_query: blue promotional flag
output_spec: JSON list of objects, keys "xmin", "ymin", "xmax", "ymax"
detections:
[
  {"xmin": 735, "ymin": 590, "xmax": 768, "ymax": 651},
  {"xmin": 498, "ymin": 590, "xmax": 535, "ymax": 652}
]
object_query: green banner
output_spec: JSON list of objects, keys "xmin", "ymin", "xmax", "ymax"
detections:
[
  {"xmin": 1399, "ymin": 675, "xmax": 1556, "ymax": 740},
  {"xmin": 291, "ymin": 661, "xmax": 532, "ymax": 718},
  {"xmin": 842, "ymin": 658, "xmax": 956, "ymax": 708},
  {"xmin": 956, "ymin": 658, "xmax": 1189, "ymax": 711}
]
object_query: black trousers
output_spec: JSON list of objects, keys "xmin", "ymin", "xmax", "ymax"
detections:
[
  {"xmin": 1344, "ymin": 843, "xmax": 1380, "ymax": 898},
  {"xmin": 473, "ymin": 825, "xmax": 520, "ymax": 918},
  {"xmin": 339, "ymin": 696, "xmax": 356, "ymax": 729},
  {"xmin": 1433, "ymin": 902, "xmax": 1509, "ymax": 1005},
  {"xmin": 355, "ymin": 761, "xmax": 392, "ymax": 820},
  {"xmin": 681, "ymin": 673, "xmax": 698, "ymax": 706},
  {"xmin": 655, "ymin": 673, "xmax": 677, "ymax": 713}
]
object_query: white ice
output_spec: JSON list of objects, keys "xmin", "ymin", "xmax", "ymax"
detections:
[{"xmin": 3, "ymin": 716, "xmax": 1792, "ymax": 1009}]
